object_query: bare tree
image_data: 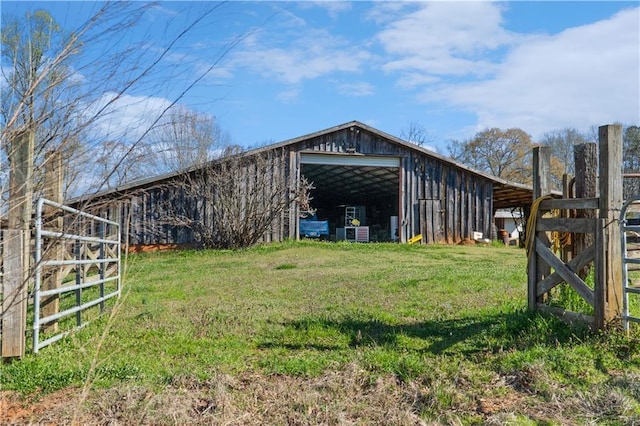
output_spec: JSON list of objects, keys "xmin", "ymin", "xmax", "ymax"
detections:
[
  {"xmin": 140, "ymin": 106, "xmax": 229, "ymax": 175},
  {"xmin": 2, "ymin": 1, "xmax": 252, "ymax": 204},
  {"xmin": 400, "ymin": 121, "xmax": 437, "ymax": 149},
  {"xmin": 156, "ymin": 150, "xmax": 314, "ymax": 249},
  {"xmin": 93, "ymin": 140, "xmax": 147, "ymax": 190},
  {"xmin": 539, "ymin": 128, "xmax": 590, "ymax": 176},
  {"xmin": 1, "ymin": 4, "xmax": 155, "ymax": 201}
]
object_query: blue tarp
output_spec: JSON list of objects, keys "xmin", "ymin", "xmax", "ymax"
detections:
[{"xmin": 299, "ymin": 216, "xmax": 329, "ymax": 238}]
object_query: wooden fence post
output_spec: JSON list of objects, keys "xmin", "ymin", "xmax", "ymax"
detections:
[
  {"xmin": 598, "ymin": 124, "xmax": 623, "ymax": 324},
  {"xmin": 574, "ymin": 143, "xmax": 598, "ymax": 278},
  {"xmin": 2, "ymin": 230, "xmax": 26, "ymax": 358},
  {"xmin": 42, "ymin": 151, "xmax": 64, "ymax": 333},
  {"xmin": 528, "ymin": 146, "xmax": 552, "ymax": 310},
  {"xmin": 3, "ymin": 129, "xmax": 35, "ymax": 358}
]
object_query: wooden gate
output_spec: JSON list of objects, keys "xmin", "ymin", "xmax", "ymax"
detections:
[{"xmin": 527, "ymin": 125, "xmax": 623, "ymax": 329}]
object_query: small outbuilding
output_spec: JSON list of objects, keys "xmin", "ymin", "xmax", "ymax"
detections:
[{"xmin": 73, "ymin": 121, "xmax": 536, "ymax": 247}]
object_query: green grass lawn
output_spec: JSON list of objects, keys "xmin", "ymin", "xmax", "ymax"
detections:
[{"xmin": 3, "ymin": 241, "xmax": 640, "ymax": 425}]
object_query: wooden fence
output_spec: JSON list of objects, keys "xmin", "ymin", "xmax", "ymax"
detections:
[{"xmin": 527, "ymin": 125, "xmax": 623, "ymax": 329}]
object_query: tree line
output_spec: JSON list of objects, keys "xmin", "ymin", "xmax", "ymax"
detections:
[{"xmin": 446, "ymin": 125, "xmax": 640, "ymax": 196}]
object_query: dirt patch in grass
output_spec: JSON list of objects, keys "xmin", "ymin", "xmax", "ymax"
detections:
[{"xmin": 1, "ymin": 387, "xmax": 84, "ymax": 425}]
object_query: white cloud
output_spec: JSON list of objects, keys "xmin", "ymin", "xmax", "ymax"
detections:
[
  {"xmin": 395, "ymin": 72, "xmax": 440, "ymax": 89},
  {"xmin": 276, "ymin": 87, "xmax": 301, "ymax": 103},
  {"xmin": 85, "ymin": 92, "xmax": 173, "ymax": 142},
  {"xmin": 431, "ymin": 7, "xmax": 640, "ymax": 138},
  {"xmin": 338, "ymin": 82, "xmax": 375, "ymax": 97},
  {"xmin": 376, "ymin": 2, "xmax": 515, "ymax": 77},
  {"xmin": 298, "ymin": 1, "xmax": 352, "ymax": 19},
  {"xmin": 365, "ymin": 2, "xmax": 411, "ymax": 25},
  {"xmin": 230, "ymin": 28, "xmax": 371, "ymax": 85}
]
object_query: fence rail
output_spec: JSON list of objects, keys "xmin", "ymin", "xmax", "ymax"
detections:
[{"xmin": 33, "ymin": 198, "xmax": 121, "ymax": 353}]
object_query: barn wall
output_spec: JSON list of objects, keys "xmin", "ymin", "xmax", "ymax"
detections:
[
  {"xmin": 82, "ymin": 148, "xmax": 294, "ymax": 247},
  {"xmin": 400, "ymin": 146, "xmax": 493, "ymax": 244}
]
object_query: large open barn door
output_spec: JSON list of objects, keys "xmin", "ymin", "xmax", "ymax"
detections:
[{"xmin": 299, "ymin": 153, "xmax": 400, "ymax": 242}]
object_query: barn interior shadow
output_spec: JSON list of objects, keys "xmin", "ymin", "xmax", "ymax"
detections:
[{"xmin": 257, "ymin": 309, "xmax": 590, "ymax": 355}]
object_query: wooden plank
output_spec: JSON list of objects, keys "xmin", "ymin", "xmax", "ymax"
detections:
[
  {"xmin": 536, "ymin": 217, "xmax": 597, "ymax": 233},
  {"xmin": 289, "ymin": 150, "xmax": 298, "ymax": 240},
  {"xmin": 475, "ymin": 180, "xmax": 482, "ymax": 237},
  {"xmin": 533, "ymin": 146, "xmax": 552, "ymax": 199},
  {"xmin": 466, "ymin": 180, "xmax": 473, "ymax": 240},
  {"xmin": 399, "ymin": 157, "xmax": 406, "ymax": 242},
  {"xmin": 2, "ymin": 230, "xmax": 26, "ymax": 358},
  {"xmin": 599, "ymin": 124, "xmax": 624, "ymax": 322},
  {"xmin": 536, "ymin": 237, "xmax": 594, "ymax": 307},
  {"xmin": 537, "ymin": 244, "xmax": 596, "ymax": 296},
  {"xmin": 574, "ymin": 143, "xmax": 598, "ymax": 279},
  {"xmin": 419, "ymin": 200, "xmax": 427, "ymax": 244},
  {"xmin": 532, "ymin": 147, "xmax": 552, "ymax": 307},
  {"xmin": 454, "ymin": 170, "xmax": 461, "ymax": 242},
  {"xmin": 446, "ymin": 169, "xmax": 454, "ymax": 243},
  {"xmin": 537, "ymin": 304, "xmax": 595, "ymax": 328},
  {"xmin": 485, "ymin": 181, "xmax": 493, "ymax": 240},
  {"xmin": 528, "ymin": 249, "xmax": 538, "ymax": 311},
  {"xmin": 560, "ymin": 174, "xmax": 573, "ymax": 262},
  {"xmin": 539, "ymin": 197, "xmax": 599, "ymax": 211},
  {"xmin": 6, "ymin": 130, "xmax": 33, "ymax": 357}
]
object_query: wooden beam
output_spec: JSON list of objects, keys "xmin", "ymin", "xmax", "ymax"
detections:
[
  {"xmin": 539, "ymin": 198, "xmax": 599, "ymax": 211},
  {"xmin": 529, "ymin": 147, "xmax": 552, "ymax": 310},
  {"xmin": 599, "ymin": 124, "xmax": 624, "ymax": 323},
  {"xmin": 538, "ymin": 304, "xmax": 595, "ymax": 328},
  {"xmin": 536, "ymin": 237, "xmax": 594, "ymax": 307},
  {"xmin": 537, "ymin": 244, "xmax": 596, "ymax": 296},
  {"xmin": 574, "ymin": 143, "xmax": 598, "ymax": 280},
  {"xmin": 536, "ymin": 218, "xmax": 597, "ymax": 234},
  {"xmin": 2, "ymin": 230, "xmax": 26, "ymax": 358}
]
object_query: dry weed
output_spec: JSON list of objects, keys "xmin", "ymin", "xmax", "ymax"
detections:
[{"xmin": 6, "ymin": 365, "xmax": 640, "ymax": 425}]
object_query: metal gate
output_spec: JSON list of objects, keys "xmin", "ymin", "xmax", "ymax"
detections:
[
  {"xmin": 33, "ymin": 198, "xmax": 121, "ymax": 353},
  {"xmin": 621, "ymin": 196, "xmax": 640, "ymax": 331}
]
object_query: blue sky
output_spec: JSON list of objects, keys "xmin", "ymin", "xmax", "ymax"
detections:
[{"xmin": 3, "ymin": 1, "xmax": 639, "ymax": 153}]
